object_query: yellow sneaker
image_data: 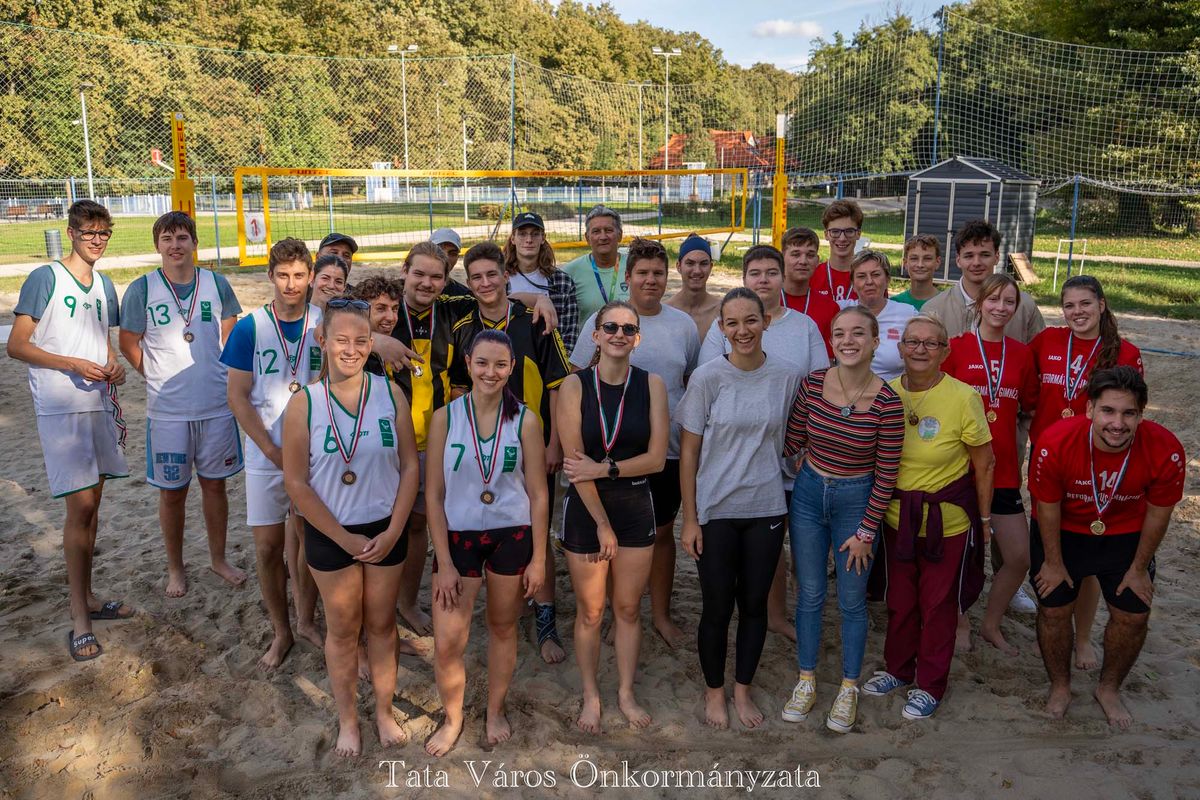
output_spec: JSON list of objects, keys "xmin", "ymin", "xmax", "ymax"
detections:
[
  {"xmin": 781, "ymin": 675, "xmax": 817, "ymax": 722},
  {"xmin": 826, "ymin": 684, "xmax": 859, "ymax": 733}
]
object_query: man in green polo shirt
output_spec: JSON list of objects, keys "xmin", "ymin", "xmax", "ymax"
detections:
[{"xmin": 560, "ymin": 205, "xmax": 629, "ymax": 320}]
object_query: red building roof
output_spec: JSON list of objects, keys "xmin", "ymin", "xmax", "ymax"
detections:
[{"xmin": 646, "ymin": 129, "xmax": 774, "ymax": 170}]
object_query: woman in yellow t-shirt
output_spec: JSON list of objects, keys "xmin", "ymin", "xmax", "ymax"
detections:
[{"xmin": 860, "ymin": 315, "xmax": 994, "ymax": 721}]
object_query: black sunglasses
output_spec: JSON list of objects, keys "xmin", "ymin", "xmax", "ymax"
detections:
[
  {"xmin": 600, "ymin": 322, "xmax": 639, "ymax": 336},
  {"xmin": 327, "ymin": 297, "xmax": 370, "ymax": 310}
]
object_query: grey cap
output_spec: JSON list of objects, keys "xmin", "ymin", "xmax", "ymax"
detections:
[{"xmin": 430, "ymin": 228, "xmax": 461, "ymax": 249}]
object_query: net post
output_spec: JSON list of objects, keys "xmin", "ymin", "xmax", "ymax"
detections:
[
  {"xmin": 260, "ymin": 170, "xmax": 272, "ymax": 252},
  {"xmin": 326, "ymin": 176, "xmax": 334, "ymax": 234},
  {"xmin": 509, "ymin": 54, "xmax": 517, "ymax": 207},
  {"xmin": 1067, "ymin": 174, "xmax": 1081, "ymax": 276},
  {"xmin": 771, "ymin": 114, "xmax": 788, "ymax": 249}
]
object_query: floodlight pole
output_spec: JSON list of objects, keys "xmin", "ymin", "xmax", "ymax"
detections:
[
  {"xmin": 389, "ymin": 43, "xmax": 420, "ymax": 200},
  {"xmin": 652, "ymin": 47, "xmax": 681, "ymax": 200}
]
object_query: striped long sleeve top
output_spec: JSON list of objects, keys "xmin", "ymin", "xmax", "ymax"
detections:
[{"xmin": 784, "ymin": 368, "xmax": 906, "ymax": 540}]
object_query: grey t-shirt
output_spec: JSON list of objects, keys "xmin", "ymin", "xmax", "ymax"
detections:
[
  {"xmin": 570, "ymin": 304, "xmax": 700, "ymax": 459},
  {"xmin": 120, "ymin": 269, "xmax": 242, "ymax": 334},
  {"xmin": 15, "ymin": 263, "xmax": 120, "ymax": 325},
  {"xmin": 675, "ymin": 353, "xmax": 804, "ymax": 525},
  {"xmin": 698, "ymin": 307, "xmax": 829, "ymax": 375}
]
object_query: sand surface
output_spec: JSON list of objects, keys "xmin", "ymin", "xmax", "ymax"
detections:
[{"xmin": 0, "ymin": 266, "xmax": 1197, "ymax": 799}]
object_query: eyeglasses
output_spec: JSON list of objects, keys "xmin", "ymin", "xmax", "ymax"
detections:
[
  {"xmin": 73, "ymin": 228, "xmax": 113, "ymax": 241},
  {"xmin": 900, "ymin": 338, "xmax": 947, "ymax": 351},
  {"xmin": 826, "ymin": 228, "xmax": 860, "ymax": 239},
  {"xmin": 600, "ymin": 322, "xmax": 639, "ymax": 336},
  {"xmin": 327, "ymin": 297, "xmax": 370, "ymax": 310}
]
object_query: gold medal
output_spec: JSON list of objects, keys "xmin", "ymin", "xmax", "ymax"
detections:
[
  {"xmin": 323, "ymin": 376, "xmax": 370, "ymax": 490},
  {"xmin": 289, "ymin": 380, "xmax": 301, "ymax": 393},
  {"xmin": 480, "ymin": 490, "xmax": 495, "ymax": 505},
  {"xmin": 1061, "ymin": 408, "xmax": 1074, "ymax": 418},
  {"xmin": 986, "ymin": 409, "xmax": 998, "ymax": 423},
  {"xmin": 269, "ymin": 301, "xmax": 310, "ymax": 395},
  {"xmin": 183, "ymin": 330, "xmax": 195, "ymax": 343},
  {"xmin": 1090, "ymin": 519, "xmax": 1106, "ymax": 536},
  {"xmin": 342, "ymin": 470, "xmax": 357, "ymax": 486}
]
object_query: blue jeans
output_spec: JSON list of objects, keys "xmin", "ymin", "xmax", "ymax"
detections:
[{"xmin": 789, "ymin": 462, "xmax": 879, "ymax": 679}]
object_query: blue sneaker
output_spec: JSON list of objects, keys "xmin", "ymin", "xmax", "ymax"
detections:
[
  {"xmin": 861, "ymin": 671, "xmax": 908, "ymax": 697},
  {"xmin": 902, "ymin": 689, "xmax": 939, "ymax": 720}
]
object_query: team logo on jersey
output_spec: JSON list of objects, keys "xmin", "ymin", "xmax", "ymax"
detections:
[
  {"xmin": 308, "ymin": 346, "xmax": 322, "ymax": 371},
  {"xmin": 200, "ymin": 301, "xmax": 213, "ymax": 322},
  {"xmin": 379, "ymin": 419, "xmax": 395, "ymax": 448},
  {"xmin": 502, "ymin": 445, "xmax": 518, "ymax": 473},
  {"xmin": 917, "ymin": 416, "xmax": 940, "ymax": 440}
]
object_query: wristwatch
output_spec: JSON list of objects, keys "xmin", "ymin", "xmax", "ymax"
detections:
[{"xmin": 606, "ymin": 457, "xmax": 620, "ymax": 480}]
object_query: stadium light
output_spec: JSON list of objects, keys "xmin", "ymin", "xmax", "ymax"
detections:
[
  {"xmin": 651, "ymin": 47, "xmax": 681, "ymax": 199},
  {"xmin": 78, "ymin": 81, "xmax": 95, "ymax": 199},
  {"xmin": 387, "ymin": 43, "xmax": 420, "ymax": 199}
]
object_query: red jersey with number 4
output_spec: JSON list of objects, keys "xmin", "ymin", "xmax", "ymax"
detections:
[
  {"xmin": 810, "ymin": 262, "xmax": 857, "ymax": 304},
  {"xmin": 782, "ymin": 290, "xmax": 841, "ymax": 358},
  {"xmin": 1030, "ymin": 416, "xmax": 1185, "ymax": 535},
  {"xmin": 943, "ymin": 334, "xmax": 1039, "ymax": 489},
  {"xmin": 1029, "ymin": 327, "xmax": 1143, "ymax": 448}
]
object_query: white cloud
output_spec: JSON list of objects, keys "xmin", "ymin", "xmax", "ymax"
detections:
[{"xmin": 751, "ymin": 19, "xmax": 822, "ymax": 38}]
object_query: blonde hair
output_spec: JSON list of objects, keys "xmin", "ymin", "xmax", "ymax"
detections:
[{"xmin": 903, "ymin": 313, "xmax": 949, "ymax": 344}]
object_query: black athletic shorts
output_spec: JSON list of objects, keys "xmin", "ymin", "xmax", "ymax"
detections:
[
  {"xmin": 433, "ymin": 525, "xmax": 533, "ymax": 578},
  {"xmin": 1029, "ymin": 519, "xmax": 1154, "ymax": 614},
  {"xmin": 992, "ymin": 487, "xmax": 1025, "ymax": 516},
  {"xmin": 305, "ymin": 516, "xmax": 408, "ymax": 572},
  {"xmin": 560, "ymin": 478, "xmax": 656, "ymax": 555},
  {"xmin": 647, "ymin": 459, "xmax": 682, "ymax": 528}
]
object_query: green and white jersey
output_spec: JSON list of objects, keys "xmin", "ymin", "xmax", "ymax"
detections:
[
  {"xmin": 442, "ymin": 394, "xmax": 530, "ymax": 531},
  {"xmin": 245, "ymin": 303, "xmax": 322, "ymax": 472},
  {"xmin": 306, "ymin": 373, "xmax": 401, "ymax": 526}
]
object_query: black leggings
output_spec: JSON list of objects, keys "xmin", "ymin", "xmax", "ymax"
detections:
[{"xmin": 696, "ymin": 515, "xmax": 786, "ymax": 688}]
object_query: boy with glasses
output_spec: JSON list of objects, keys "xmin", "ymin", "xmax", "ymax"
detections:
[{"xmin": 810, "ymin": 200, "xmax": 863, "ymax": 304}]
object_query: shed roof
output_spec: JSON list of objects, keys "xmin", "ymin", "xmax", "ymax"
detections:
[{"xmin": 910, "ymin": 156, "xmax": 1039, "ymax": 185}]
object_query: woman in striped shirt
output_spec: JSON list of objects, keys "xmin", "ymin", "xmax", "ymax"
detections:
[{"xmin": 781, "ymin": 306, "xmax": 905, "ymax": 733}]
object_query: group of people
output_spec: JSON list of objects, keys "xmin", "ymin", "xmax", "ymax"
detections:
[{"xmin": 10, "ymin": 197, "xmax": 1185, "ymax": 758}]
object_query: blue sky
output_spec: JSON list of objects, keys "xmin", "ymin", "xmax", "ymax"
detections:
[{"xmin": 603, "ymin": 0, "xmax": 941, "ymax": 70}]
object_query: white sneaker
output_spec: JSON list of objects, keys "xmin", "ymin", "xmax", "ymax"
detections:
[
  {"xmin": 781, "ymin": 675, "xmax": 817, "ymax": 722},
  {"xmin": 1009, "ymin": 586, "xmax": 1037, "ymax": 613}
]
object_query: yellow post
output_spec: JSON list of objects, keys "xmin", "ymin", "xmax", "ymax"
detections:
[
  {"xmin": 169, "ymin": 112, "xmax": 196, "ymax": 218},
  {"xmin": 771, "ymin": 114, "xmax": 788, "ymax": 249}
]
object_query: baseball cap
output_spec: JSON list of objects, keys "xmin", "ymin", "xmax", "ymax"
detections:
[
  {"xmin": 319, "ymin": 232, "xmax": 358, "ymax": 254},
  {"xmin": 678, "ymin": 234, "xmax": 712, "ymax": 260},
  {"xmin": 430, "ymin": 228, "xmax": 462, "ymax": 250},
  {"xmin": 511, "ymin": 211, "xmax": 544, "ymax": 231}
]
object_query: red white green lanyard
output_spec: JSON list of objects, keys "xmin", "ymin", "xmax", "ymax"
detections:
[
  {"xmin": 1064, "ymin": 334, "xmax": 1102, "ymax": 403},
  {"xmin": 323, "ymin": 376, "xmax": 370, "ymax": 466},
  {"xmin": 593, "ymin": 365, "xmax": 631, "ymax": 454},
  {"xmin": 268, "ymin": 302, "xmax": 309, "ymax": 380},
  {"xmin": 974, "ymin": 330, "xmax": 1005, "ymax": 408},
  {"xmin": 466, "ymin": 393, "xmax": 505, "ymax": 484},
  {"xmin": 157, "ymin": 268, "xmax": 199, "ymax": 327}
]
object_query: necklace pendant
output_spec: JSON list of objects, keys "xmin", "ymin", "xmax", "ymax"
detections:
[
  {"xmin": 908, "ymin": 412, "xmax": 919, "ymax": 426},
  {"xmin": 840, "ymin": 405, "xmax": 854, "ymax": 418}
]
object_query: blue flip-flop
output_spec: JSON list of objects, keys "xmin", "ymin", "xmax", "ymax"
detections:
[{"xmin": 68, "ymin": 629, "xmax": 103, "ymax": 662}]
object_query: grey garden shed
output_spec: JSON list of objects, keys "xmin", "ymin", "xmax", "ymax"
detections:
[{"xmin": 903, "ymin": 156, "xmax": 1039, "ymax": 281}]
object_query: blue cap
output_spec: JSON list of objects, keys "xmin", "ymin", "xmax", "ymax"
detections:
[{"xmin": 678, "ymin": 234, "xmax": 711, "ymax": 260}]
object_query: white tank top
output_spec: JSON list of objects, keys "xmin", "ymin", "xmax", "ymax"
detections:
[
  {"xmin": 306, "ymin": 373, "xmax": 401, "ymax": 525},
  {"xmin": 245, "ymin": 303, "xmax": 323, "ymax": 472},
  {"xmin": 28, "ymin": 262, "xmax": 114, "ymax": 415},
  {"xmin": 142, "ymin": 268, "xmax": 229, "ymax": 420},
  {"xmin": 442, "ymin": 394, "xmax": 530, "ymax": 531}
]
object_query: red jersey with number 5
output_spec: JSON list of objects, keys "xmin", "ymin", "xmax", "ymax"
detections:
[
  {"xmin": 1030, "ymin": 416, "xmax": 1185, "ymax": 535},
  {"xmin": 810, "ymin": 262, "xmax": 857, "ymax": 304},
  {"xmin": 1028, "ymin": 327, "xmax": 1143, "ymax": 448},
  {"xmin": 943, "ymin": 334, "xmax": 1039, "ymax": 489}
]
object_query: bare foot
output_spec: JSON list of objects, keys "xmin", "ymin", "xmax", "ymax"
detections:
[
  {"xmin": 768, "ymin": 616, "xmax": 797, "ymax": 643},
  {"xmin": 577, "ymin": 693, "xmax": 602, "ymax": 734},
  {"xmin": 955, "ymin": 617, "xmax": 974, "ymax": 654},
  {"xmin": 1075, "ymin": 640, "xmax": 1099, "ymax": 670},
  {"xmin": 398, "ymin": 604, "xmax": 432, "ymax": 636},
  {"xmin": 704, "ymin": 688, "xmax": 729, "ymax": 730},
  {"xmin": 652, "ymin": 617, "xmax": 688, "ymax": 649},
  {"xmin": 1094, "ymin": 686, "xmax": 1134, "ymax": 729},
  {"xmin": 1045, "ymin": 683, "xmax": 1072, "ymax": 719},
  {"xmin": 257, "ymin": 631, "xmax": 294, "ymax": 672},
  {"xmin": 209, "ymin": 560, "xmax": 247, "ymax": 587},
  {"xmin": 334, "ymin": 719, "xmax": 362, "ymax": 757},
  {"xmin": 296, "ymin": 621, "xmax": 325, "ymax": 650},
  {"xmin": 486, "ymin": 709, "xmax": 513, "ymax": 745},
  {"xmin": 618, "ymin": 689, "xmax": 652, "ymax": 729},
  {"xmin": 540, "ymin": 637, "xmax": 566, "ymax": 665},
  {"xmin": 165, "ymin": 568, "xmax": 188, "ymax": 598},
  {"xmin": 733, "ymin": 685, "xmax": 764, "ymax": 729},
  {"xmin": 376, "ymin": 710, "xmax": 409, "ymax": 747},
  {"xmin": 358, "ymin": 642, "xmax": 371, "ymax": 681},
  {"xmin": 425, "ymin": 717, "xmax": 463, "ymax": 757},
  {"xmin": 980, "ymin": 624, "xmax": 1019, "ymax": 656}
]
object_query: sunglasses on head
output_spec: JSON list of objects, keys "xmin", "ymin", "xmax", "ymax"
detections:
[
  {"xmin": 600, "ymin": 322, "xmax": 639, "ymax": 336},
  {"xmin": 327, "ymin": 297, "xmax": 370, "ymax": 310}
]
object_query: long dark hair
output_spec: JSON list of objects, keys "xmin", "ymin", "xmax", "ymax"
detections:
[
  {"xmin": 466, "ymin": 328, "xmax": 521, "ymax": 421},
  {"xmin": 1061, "ymin": 275, "xmax": 1121, "ymax": 370}
]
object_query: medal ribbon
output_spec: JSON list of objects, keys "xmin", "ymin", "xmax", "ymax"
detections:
[
  {"xmin": 1087, "ymin": 432, "xmax": 1134, "ymax": 522},
  {"xmin": 590, "ymin": 255, "xmax": 620, "ymax": 304},
  {"xmin": 157, "ymin": 268, "xmax": 199, "ymax": 327},
  {"xmin": 780, "ymin": 289, "xmax": 812, "ymax": 316},
  {"xmin": 269, "ymin": 301, "xmax": 309, "ymax": 382},
  {"xmin": 466, "ymin": 393, "xmax": 505, "ymax": 486},
  {"xmin": 484, "ymin": 302, "xmax": 513, "ymax": 331},
  {"xmin": 1063, "ymin": 334, "xmax": 1102, "ymax": 403},
  {"xmin": 403, "ymin": 302, "xmax": 437, "ymax": 363},
  {"xmin": 974, "ymin": 330, "xmax": 1005, "ymax": 409},
  {"xmin": 323, "ymin": 376, "xmax": 370, "ymax": 466},
  {"xmin": 593, "ymin": 366, "xmax": 632, "ymax": 454}
]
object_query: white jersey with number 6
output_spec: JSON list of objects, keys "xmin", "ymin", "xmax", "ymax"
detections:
[
  {"xmin": 306, "ymin": 373, "xmax": 401, "ymax": 526},
  {"xmin": 142, "ymin": 268, "xmax": 228, "ymax": 421},
  {"xmin": 442, "ymin": 395, "xmax": 530, "ymax": 531},
  {"xmin": 246, "ymin": 303, "xmax": 323, "ymax": 472},
  {"xmin": 28, "ymin": 262, "xmax": 116, "ymax": 415}
]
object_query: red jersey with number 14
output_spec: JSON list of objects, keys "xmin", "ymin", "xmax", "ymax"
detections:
[
  {"xmin": 943, "ymin": 334, "xmax": 1039, "ymax": 489},
  {"xmin": 1029, "ymin": 327, "xmax": 1143, "ymax": 448},
  {"xmin": 782, "ymin": 289, "xmax": 841, "ymax": 358},
  {"xmin": 810, "ymin": 262, "xmax": 857, "ymax": 304},
  {"xmin": 1030, "ymin": 416, "xmax": 1185, "ymax": 535}
]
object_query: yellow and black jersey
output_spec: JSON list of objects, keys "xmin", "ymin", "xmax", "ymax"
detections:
[
  {"xmin": 389, "ymin": 294, "xmax": 475, "ymax": 450},
  {"xmin": 449, "ymin": 300, "xmax": 570, "ymax": 443}
]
